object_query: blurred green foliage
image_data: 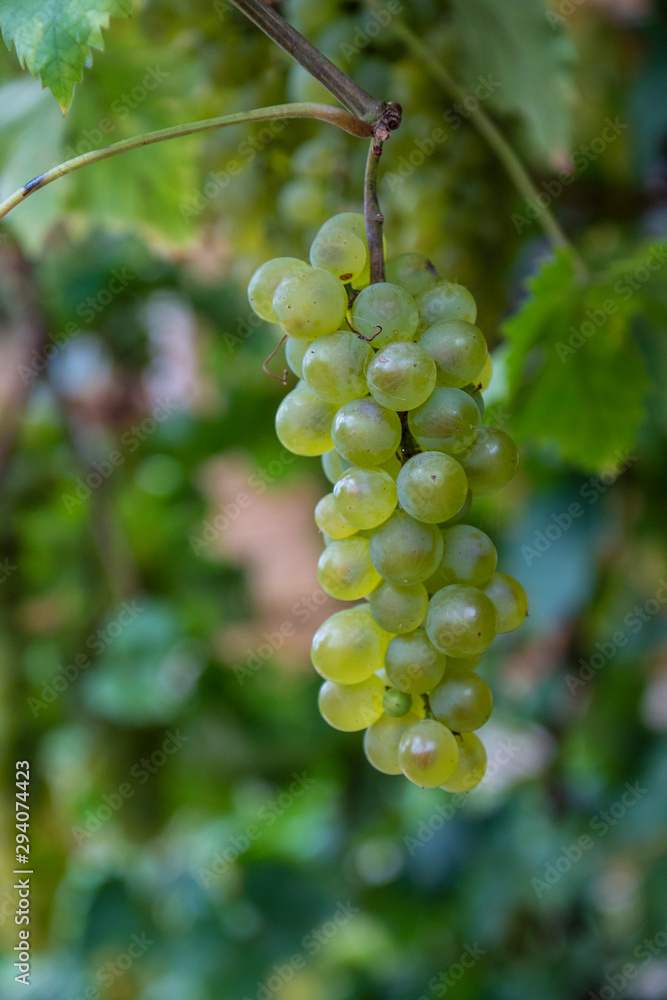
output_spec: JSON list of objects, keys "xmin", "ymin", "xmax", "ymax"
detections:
[{"xmin": 1, "ymin": 1, "xmax": 667, "ymax": 999}]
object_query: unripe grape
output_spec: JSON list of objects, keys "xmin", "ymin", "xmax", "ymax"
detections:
[
  {"xmin": 386, "ymin": 251, "xmax": 439, "ymax": 298},
  {"xmin": 368, "ymin": 580, "xmax": 428, "ymax": 634},
  {"xmin": 273, "ymin": 266, "xmax": 348, "ymax": 339},
  {"xmin": 426, "ymin": 584, "xmax": 498, "ymax": 657},
  {"xmin": 383, "ymin": 687, "xmax": 413, "ymax": 717},
  {"xmin": 333, "ymin": 466, "xmax": 397, "ymax": 530},
  {"xmin": 398, "ymin": 718, "xmax": 459, "ymax": 787},
  {"xmin": 248, "ymin": 256, "xmax": 307, "ymax": 322},
  {"xmin": 369, "ymin": 510, "xmax": 443, "ymax": 585},
  {"xmin": 317, "ymin": 536, "xmax": 382, "ymax": 600},
  {"xmin": 314, "ymin": 493, "xmax": 357, "ymax": 539},
  {"xmin": 430, "ymin": 668, "xmax": 493, "ymax": 732},
  {"xmin": 302, "ymin": 331, "xmax": 372, "ymax": 404},
  {"xmin": 417, "ymin": 281, "xmax": 477, "ymax": 326},
  {"xmin": 418, "ymin": 320, "xmax": 488, "ymax": 388},
  {"xmin": 385, "ymin": 628, "xmax": 447, "ymax": 694},
  {"xmin": 397, "ymin": 451, "xmax": 469, "ymax": 524},
  {"xmin": 275, "ymin": 383, "xmax": 336, "ymax": 456},
  {"xmin": 351, "ymin": 282, "xmax": 419, "ymax": 348},
  {"xmin": 408, "ymin": 386, "xmax": 481, "ymax": 454},
  {"xmin": 482, "ymin": 572, "xmax": 528, "ymax": 632},
  {"xmin": 364, "ymin": 710, "xmax": 423, "ymax": 774},
  {"xmin": 318, "ymin": 675, "xmax": 384, "ymax": 731},
  {"xmin": 459, "ymin": 427, "xmax": 519, "ymax": 497},
  {"xmin": 440, "ymin": 732, "xmax": 487, "ymax": 792},
  {"xmin": 366, "ymin": 341, "xmax": 436, "ymax": 411},
  {"xmin": 317, "ymin": 212, "xmax": 374, "ymax": 287},
  {"xmin": 311, "ymin": 605, "xmax": 391, "ymax": 684},
  {"xmin": 439, "ymin": 524, "xmax": 498, "ymax": 586},
  {"xmin": 310, "ymin": 227, "xmax": 367, "ymax": 282},
  {"xmin": 332, "ymin": 397, "xmax": 402, "ymax": 467}
]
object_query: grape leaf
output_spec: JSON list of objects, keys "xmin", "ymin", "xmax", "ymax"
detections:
[
  {"xmin": 0, "ymin": 0, "xmax": 132, "ymax": 112},
  {"xmin": 501, "ymin": 248, "xmax": 657, "ymax": 469},
  {"xmin": 449, "ymin": 0, "xmax": 576, "ymax": 164}
]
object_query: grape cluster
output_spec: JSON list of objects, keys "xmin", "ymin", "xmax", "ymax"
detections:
[{"xmin": 247, "ymin": 213, "xmax": 527, "ymax": 791}]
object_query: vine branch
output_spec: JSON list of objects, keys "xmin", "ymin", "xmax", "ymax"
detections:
[
  {"xmin": 0, "ymin": 103, "xmax": 372, "ymax": 223},
  {"xmin": 364, "ymin": 138, "xmax": 386, "ymax": 284}
]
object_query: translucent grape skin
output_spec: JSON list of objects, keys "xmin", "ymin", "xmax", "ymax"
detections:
[
  {"xmin": 318, "ymin": 675, "xmax": 384, "ymax": 731},
  {"xmin": 439, "ymin": 524, "xmax": 498, "ymax": 587},
  {"xmin": 417, "ymin": 281, "xmax": 477, "ymax": 326},
  {"xmin": 332, "ymin": 397, "xmax": 402, "ymax": 467},
  {"xmin": 364, "ymin": 710, "xmax": 423, "ymax": 774},
  {"xmin": 275, "ymin": 383, "xmax": 337, "ymax": 456},
  {"xmin": 385, "ymin": 628, "xmax": 447, "ymax": 694},
  {"xmin": 310, "ymin": 227, "xmax": 367, "ymax": 282},
  {"xmin": 440, "ymin": 732, "xmax": 487, "ymax": 792},
  {"xmin": 285, "ymin": 336, "xmax": 309, "ymax": 379},
  {"xmin": 430, "ymin": 668, "xmax": 493, "ymax": 732},
  {"xmin": 369, "ymin": 510, "xmax": 444, "ymax": 585},
  {"xmin": 311, "ymin": 605, "xmax": 391, "ymax": 684},
  {"xmin": 273, "ymin": 266, "xmax": 348, "ymax": 339},
  {"xmin": 482, "ymin": 572, "xmax": 528, "ymax": 632},
  {"xmin": 426, "ymin": 584, "xmax": 498, "ymax": 657},
  {"xmin": 302, "ymin": 331, "xmax": 372, "ymax": 404},
  {"xmin": 396, "ymin": 451, "xmax": 469, "ymax": 524},
  {"xmin": 321, "ymin": 448, "xmax": 345, "ymax": 484},
  {"xmin": 350, "ymin": 281, "xmax": 419, "ymax": 348},
  {"xmin": 333, "ymin": 466, "xmax": 397, "ymax": 530},
  {"xmin": 314, "ymin": 492, "xmax": 357, "ymax": 539},
  {"xmin": 368, "ymin": 580, "xmax": 428, "ymax": 634},
  {"xmin": 247, "ymin": 256, "xmax": 307, "ymax": 322},
  {"xmin": 386, "ymin": 252, "xmax": 439, "ymax": 298},
  {"xmin": 317, "ymin": 536, "xmax": 382, "ymax": 601},
  {"xmin": 366, "ymin": 341, "xmax": 437, "ymax": 411},
  {"xmin": 318, "ymin": 212, "xmax": 373, "ymax": 287},
  {"xmin": 398, "ymin": 718, "xmax": 459, "ymax": 788},
  {"xmin": 408, "ymin": 386, "xmax": 481, "ymax": 455},
  {"xmin": 459, "ymin": 427, "xmax": 520, "ymax": 497},
  {"xmin": 418, "ymin": 320, "xmax": 488, "ymax": 388},
  {"xmin": 383, "ymin": 687, "xmax": 413, "ymax": 717}
]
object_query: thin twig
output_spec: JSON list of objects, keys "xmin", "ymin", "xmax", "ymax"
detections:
[
  {"xmin": 0, "ymin": 103, "xmax": 372, "ymax": 223},
  {"xmin": 263, "ymin": 334, "xmax": 288, "ymax": 385},
  {"xmin": 364, "ymin": 139, "xmax": 386, "ymax": 284}
]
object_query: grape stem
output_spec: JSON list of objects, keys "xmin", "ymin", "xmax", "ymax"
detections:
[
  {"xmin": 364, "ymin": 138, "xmax": 386, "ymax": 284},
  {"xmin": 0, "ymin": 103, "xmax": 372, "ymax": 223},
  {"xmin": 262, "ymin": 334, "xmax": 288, "ymax": 385}
]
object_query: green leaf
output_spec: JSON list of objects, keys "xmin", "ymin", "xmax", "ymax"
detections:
[
  {"xmin": 501, "ymin": 247, "xmax": 660, "ymax": 469},
  {"xmin": 0, "ymin": 0, "xmax": 132, "ymax": 112},
  {"xmin": 449, "ymin": 0, "xmax": 576, "ymax": 163}
]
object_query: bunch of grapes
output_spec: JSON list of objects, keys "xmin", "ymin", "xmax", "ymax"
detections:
[{"xmin": 247, "ymin": 212, "xmax": 528, "ymax": 791}]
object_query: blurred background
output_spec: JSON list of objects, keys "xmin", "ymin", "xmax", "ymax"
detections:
[{"xmin": 2, "ymin": 0, "xmax": 667, "ymax": 997}]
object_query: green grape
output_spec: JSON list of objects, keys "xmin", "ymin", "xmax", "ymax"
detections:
[
  {"xmin": 417, "ymin": 281, "xmax": 477, "ymax": 326},
  {"xmin": 396, "ymin": 451, "xmax": 469, "ymax": 524},
  {"xmin": 302, "ymin": 331, "xmax": 372, "ymax": 404},
  {"xmin": 317, "ymin": 536, "xmax": 382, "ymax": 600},
  {"xmin": 321, "ymin": 449, "xmax": 345, "ymax": 484},
  {"xmin": 418, "ymin": 320, "xmax": 488, "ymax": 388},
  {"xmin": 318, "ymin": 675, "xmax": 384, "ymax": 731},
  {"xmin": 369, "ymin": 510, "xmax": 443, "ymax": 585},
  {"xmin": 408, "ymin": 387, "xmax": 481, "ymax": 455},
  {"xmin": 247, "ymin": 257, "xmax": 307, "ymax": 322},
  {"xmin": 426, "ymin": 585, "xmax": 498, "ymax": 657},
  {"xmin": 333, "ymin": 467, "xmax": 397, "ymax": 530},
  {"xmin": 447, "ymin": 653, "xmax": 484, "ymax": 671},
  {"xmin": 398, "ymin": 718, "xmax": 459, "ymax": 788},
  {"xmin": 386, "ymin": 252, "xmax": 439, "ymax": 298},
  {"xmin": 482, "ymin": 572, "xmax": 528, "ymax": 632},
  {"xmin": 440, "ymin": 732, "xmax": 487, "ymax": 792},
  {"xmin": 440, "ymin": 490, "xmax": 472, "ymax": 527},
  {"xmin": 311, "ymin": 605, "xmax": 391, "ymax": 684},
  {"xmin": 310, "ymin": 227, "xmax": 367, "ymax": 282},
  {"xmin": 285, "ymin": 336, "xmax": 309, "ymax": 379},
  {"xmin": 318, "ymin": 212, "xmax": 372, "ymax": 287},
  {"xmin": 368, "ymin": 580, "xmax": 428, "ymax": 634},
  {"xmin": 314, "ymin": 493, "xmax": 357, "ymax": 539},
  {"xmin": 476, "ymin": 353, "xmax": 493, "ymax": 391},
  {"xmin": 464, "ymin": 385, "xmax": 485, "ymax": 417},
  {"xmin": 363, "ymin": 711, "xmax": 423, "ymax": 774},
  {"xmin": 332, "ymin": 397, "xmax": 402, "ymax": 466},
  {"xmin": 383, "ymin": 687, "xmax": 413, "ymax": 717},
  {"xmin": 459, "ymin": 427, "xmax": 520, "ymax": 497},
  {"xmin": 275, "ymin": 383, "xmax": 337, "ymax": 456},
  {"xmin": 439, "ymin": 524, "xmax": 498, "ymax": 586},
  {"xmin": 430, "ymin": 668, "xmax": 493, "ymax": 732},
  {"xmin": 366, "ymin": 341, "xmax": 436, "ymax": 411},
  {"xmin": 273, "ymin": 267, "xmax": 348, "ymax": 339},
  {"xmin": 380, "ymin": 453, "xmax": 402, "ymax": 480},
  {"xmin": 423, "ymin": 566, "xmax": 449, "ymax": 595},
  {"xmin": 350, "ymin": 282, "xmax": 419, "ymax": 348},
  {"xmin": 385, "ymin": 628, "xmax": 447, "ymax": 694}
]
